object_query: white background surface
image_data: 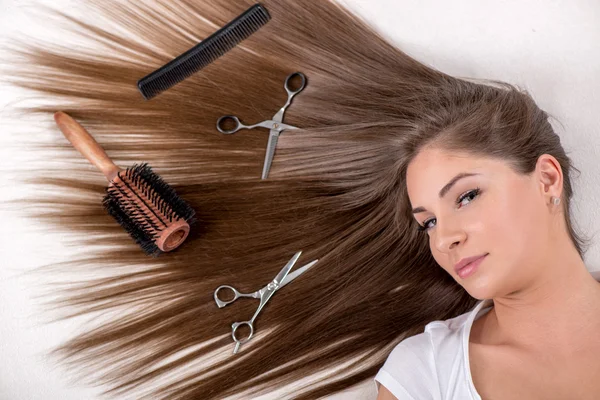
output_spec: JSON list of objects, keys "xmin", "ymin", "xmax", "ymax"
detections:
[{"xmin": 1, "ymin": 0, "xmax": 599, "ymax": 399}]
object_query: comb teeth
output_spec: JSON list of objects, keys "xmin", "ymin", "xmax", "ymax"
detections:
[
  {"xmin": 102, "ymin": 163, "xmax": 196, "ymax": 257},
  {"xmin": 137, "ymin": 3, "xmax": 271, "ymax": 100}
]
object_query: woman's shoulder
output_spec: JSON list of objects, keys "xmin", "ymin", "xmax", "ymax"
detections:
[
  {"xmin": 382, "ymin": 309, "xmax": 471, "ymax": 369},
  {"xmin": 381, "ymin": 303, "xmax": 481, "ymax": 368},
  {"xmin": 374, "ymin": 330, "xmax": 438, "ymax": 399},
  {"xmin": 374, "ymin": 303, "xmax": 487, "ymax": 399}
]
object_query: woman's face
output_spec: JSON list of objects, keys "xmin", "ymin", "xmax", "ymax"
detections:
[{"xmin": 405, "ymin": 147, "xmax": 562, "ymax": 299}]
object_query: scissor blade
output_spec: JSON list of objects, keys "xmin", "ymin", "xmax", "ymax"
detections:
[
  {"xmin": 273, "ymin": 251, "xmax": 302, "ymax": 286},
  {"xmin": 258, "ymin": 120, "xmax": 298, "ymax": 131},
  {"xmin": 279, "ymin": 259, "xmax": 318, "ymax": 289},
  {"xmin": 261, "ymin": 130, "xmax": 279, "ymax": 179}
]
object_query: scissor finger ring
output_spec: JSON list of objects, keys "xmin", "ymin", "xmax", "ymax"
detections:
[
  {"xmin": 285, "ymin": 72, "xmax": 306, "ymax": 95},
  {"xmin": 217, "ymin": 115, "xmax": 243, "ymax": 134},
  {"xmin": 214, "ymin": 285, "xmax": 242, "ymax": 307},
  {"xmin": 232, "ymin": 321, "xmax": 254, "ymax": 354}
]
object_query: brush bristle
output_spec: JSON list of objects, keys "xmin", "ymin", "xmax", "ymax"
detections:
[
  {"xmin": 102, "ymin": 163, "xmax": 196, "ymax": 256},
  {"xmin": 137, "ymin": 3, "xmax": 271, "ymax": 100}
]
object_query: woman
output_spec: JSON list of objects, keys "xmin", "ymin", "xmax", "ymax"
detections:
[
  {"xmin": 1, "ymin": 0, "xmax": 597, "ymax": 399},
  {"xmin": 377, "ymin": 146, "xmax": 600, "ymax": 399}
]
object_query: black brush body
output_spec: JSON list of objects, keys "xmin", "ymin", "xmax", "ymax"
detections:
[{"xmin": 103, "ymin": 163, "xmax": 197, "ymax": 257}]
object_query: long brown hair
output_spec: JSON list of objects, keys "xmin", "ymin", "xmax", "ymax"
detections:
[{"xmin": 1, "ymin": 0, "xmax": 591, "ymax": 398}]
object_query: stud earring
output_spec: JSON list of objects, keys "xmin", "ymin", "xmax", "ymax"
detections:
[{"xmin": 552, "ymin": 196, "xmax": 561, "ymax": 205}]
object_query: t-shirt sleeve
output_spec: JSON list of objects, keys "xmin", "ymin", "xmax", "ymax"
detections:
[{"xmin": 373, "ymin": 332, "xmax": 439, "ymax": 399}]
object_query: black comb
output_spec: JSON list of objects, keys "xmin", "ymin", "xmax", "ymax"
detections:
[{"xmin": 137, "ymin": 3, "xmax": 271, "ymax": 100}]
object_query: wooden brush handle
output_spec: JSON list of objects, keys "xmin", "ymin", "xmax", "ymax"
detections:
[{"xmin": 54, "ymin": 111, "xmax": 121, "ymax": 182}]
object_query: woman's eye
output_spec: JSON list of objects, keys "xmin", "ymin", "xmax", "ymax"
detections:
[{"xmin": 416, "ymin": 187, "xmax": 481, "ymax": 232}]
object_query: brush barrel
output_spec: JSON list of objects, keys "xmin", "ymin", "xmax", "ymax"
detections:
[
  {"xmin": 109, "ymin": 173, "xmax": 191, "ymax": 253},
  {"xmin": 155, "ymin": 219, "xmax": 191, "ymax": 252}
]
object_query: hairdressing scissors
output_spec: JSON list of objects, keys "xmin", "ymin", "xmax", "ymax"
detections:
[
  {"xmin": 213, "ymin": 250, "xmax": 318, "ymax": 354},
  {"xmin": 216, "ymin": 72, "xmax": 306, "ymax": 180}
]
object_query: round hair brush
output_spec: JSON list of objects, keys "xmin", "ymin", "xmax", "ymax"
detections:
[{"xmin": 54, "ymin": 111, "xmax": 196, "ymax": 256}]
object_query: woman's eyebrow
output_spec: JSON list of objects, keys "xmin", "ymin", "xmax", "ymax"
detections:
[{"xmin": 411, "ymin": 172, "xmax": 481, "ymax": 214}]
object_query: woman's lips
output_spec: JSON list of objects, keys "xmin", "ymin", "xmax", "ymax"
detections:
[{"xmin": 456, "ymin": 254, "xmax": 487, "ymax": 279}]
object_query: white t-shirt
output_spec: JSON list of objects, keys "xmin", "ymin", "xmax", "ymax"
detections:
[{"xmin": 373, "ymin": 270, "xmax": 600, "ymax": 400}]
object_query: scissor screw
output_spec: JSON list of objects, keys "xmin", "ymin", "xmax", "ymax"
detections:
[{"xmin": 267, "ymin": 282, "xmax": 278, "ymax": 290}]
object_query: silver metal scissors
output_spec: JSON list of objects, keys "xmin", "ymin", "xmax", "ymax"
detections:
[
  {"xmin": 214, "ymin": 250, "xmax": 318, "ymax": 354},
  {"xmin": 216, "ymin": 72, "xmax": 307, "ymax": 180}
]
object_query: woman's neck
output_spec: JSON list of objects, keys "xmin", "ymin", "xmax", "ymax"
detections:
[{"xmin": 475, "ymin": 261, "xmax": 600, "ymax": 355}]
